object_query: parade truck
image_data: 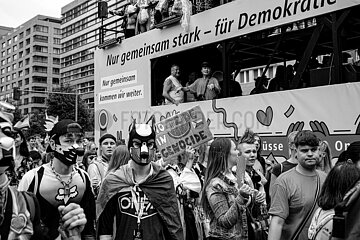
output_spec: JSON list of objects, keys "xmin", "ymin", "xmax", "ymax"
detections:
[{"xmin": 94, "ymin": 0, "xmax": 360, "ymax": 163}]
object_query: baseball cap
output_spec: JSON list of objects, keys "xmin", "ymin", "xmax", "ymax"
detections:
[
  {"xmin": 99, "ymin": 133, "xmax": 116, "ymax": 145},
  {"xmin": 49, "ymin": 119, "xmax": 83, "ymax": 139}
]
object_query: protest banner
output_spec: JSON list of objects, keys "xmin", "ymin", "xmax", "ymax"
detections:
[{"xmin": 155, "ymin": 105, "xmax": 213, "ymax": 161}]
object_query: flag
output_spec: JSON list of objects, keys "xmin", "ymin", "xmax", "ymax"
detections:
[{"xmin": 14, "ymin": 115, "xmax": 30, "ymax": 129}]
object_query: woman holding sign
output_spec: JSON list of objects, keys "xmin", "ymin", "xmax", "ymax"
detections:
[{"xmin": 200, "ymin": 138, "xmax": 252, "ymax": 240}]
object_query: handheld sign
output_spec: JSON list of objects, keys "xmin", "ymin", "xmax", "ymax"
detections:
[
  {"xmin": 237, "ymin": 154, "xmax": 246, "ymax": 188},
  {"xmin": 155, "ymin": 105, "xmax": 213, "ymax": 161}
]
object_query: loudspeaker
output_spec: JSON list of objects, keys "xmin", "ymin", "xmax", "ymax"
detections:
[{"xmin": 98, "ymin": 1, "xmax": 108, "ymax": 18}]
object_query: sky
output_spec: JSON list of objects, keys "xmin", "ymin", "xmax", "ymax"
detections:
[{"xmin": 0, "ymin": 0, "xmax": 74, "ymax": 28}]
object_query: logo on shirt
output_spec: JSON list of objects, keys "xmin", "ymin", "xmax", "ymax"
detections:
[
  {"xmin": 55, "ymin": 185, "xmax": 79, "ymax": 204},
  {"xmin": 118, "ymin": 187, "xmax": 157, "ymax": 219}
]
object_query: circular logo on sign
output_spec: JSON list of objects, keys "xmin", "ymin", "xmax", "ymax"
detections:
[
  {"xmin": 168, "ymin": 122, "xmax": 191, "ymax": 139},
  {"xmin": 98, "ymin": 109, "xmax": 109, "ymax": 130}
]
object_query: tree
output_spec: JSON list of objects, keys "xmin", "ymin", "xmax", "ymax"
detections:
[{"xmin": 46, "ymin": 85, "xmax": 94, "ymax": 132}]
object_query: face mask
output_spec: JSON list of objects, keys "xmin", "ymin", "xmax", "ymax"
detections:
[
  {"xmin": 130, "ymin": 146, "xmax": 155, "ymax": 165},
  {"xmin": 53, "ymin": 145, "xmax": 81, "ymax": 166}
]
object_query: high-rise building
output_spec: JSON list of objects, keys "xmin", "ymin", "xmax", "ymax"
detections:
[
  {"xmin": 0, "ymin": 15, "xmax": 62, "ymax": 115},
  {"xmin": 61, "ymin": 0, "xmax": 125, "ymax": 110}
]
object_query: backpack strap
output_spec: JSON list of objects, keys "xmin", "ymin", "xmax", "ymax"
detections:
[
  {"xmin": 28, "ymin": 166, "xmax": 44, "ymax": 195},
  {"xmin": 280, "ymin": 163, "xmax": 283, "ymax": 174},
  {"xmin": 312, "ymin": 211, "xmax": 334, "ymax": 240}
]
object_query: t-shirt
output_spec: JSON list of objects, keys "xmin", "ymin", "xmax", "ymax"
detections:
[
  {"xmin": 269, "ymin": 167, "xmax": 327, "ymax": 240},
  {"xmin": 188, "ymin": 77, "xmax": 220, "ymax": 100},
  {"xmin": 18, "ymin": 163, "xmax": 95, "ymax": 239},
  {"xmin": 97, "ymin": 185, "xmax": 165, "ymax": 240},
  {"xmin": 272, "ymin": 160, "xmax": 298, "ymax": 177},
  {"xmin": 163, "ymin": 75, "xmax": 184, "ymax": 104}
]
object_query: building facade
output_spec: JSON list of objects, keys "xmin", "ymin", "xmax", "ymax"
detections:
[
  {"xmin": 61, "ymin": 0, "xmax": 126, "ymax": 110},
  {"xmin": 0, "ymin": 15, "xmax": 62, "ymax": 115}
]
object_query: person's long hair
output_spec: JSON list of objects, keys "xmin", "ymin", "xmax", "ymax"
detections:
[
  {"xmin": 14, "ymin": 128, "xmax": 30, "ymax": 158},
  {"xmin": 201, "ymin": 138, "xmax": 231, "ymax": 215},
  {"xmin": 106, "ymin": 145, "xmax": 130, "ymax": 175},
  {"xmin": 318, "ymin": 140, "xmax": 333, "ymax": 173},
  {"xmin": 318, "ymin": 162, "xmax": 360, "ymax": 210}
]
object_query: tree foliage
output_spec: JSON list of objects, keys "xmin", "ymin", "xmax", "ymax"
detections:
[{"xmin": 46, "ymin": 85, "xmax": 94, "ymax": 132}]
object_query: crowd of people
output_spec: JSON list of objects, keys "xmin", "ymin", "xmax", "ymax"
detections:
[{"xmin": 1, "ymin": 102, "xmax": 360, "ymax": 240}]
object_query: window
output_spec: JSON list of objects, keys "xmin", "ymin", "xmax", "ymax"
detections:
[
  {"xmin": 7, "ymin": 48, "xmax": 11, "ymax": 54},
  {"xmin": 0, "ymin": 69, "xmax": 4, "ymax": 74},
  {"xmin": 34, "ymin": 25, "xmax": 48, "ymax": 33},
  {"xmin": 7, "ymin": 39, "xmax": 11, "ymax": 45},
  {"xmin": 7, "ymin": 57, "xmax": 11, "ymax": 63},
  {"xmin": 1, "ymin": 60, "xmax": 5, "ymax": 66},
  {"xmin": 18, "ymin": 61, "xmax": 23, "ymax": 68},
  {"xmin": 12, "ymin": 45, "xmax": 17, "ymax": 51},
  {"xmin": 13, "ymin": 55, "xmax": 17, "ymax": 61},
  {"xmin": 53, "ymin": 38, "xmax": 61, "ymax": 45},
  {"xmin": 1, "ymin": 51, "xmax": 5, "ymax": 57},
  {"xmin": 25, "ymin": 48, "xmax": 30, "ymax": 55},
  {"xmin": 53, "ymin": 58, "xmax": 60, "ymax": 65},
  {"xmin": 33, "ymin": 45, "xmax": 48, "ymax": 53},
  {"xmin": 53, "ymin": 48, "xmax": 60, "ymax": 55},
  {"xmin": 6, "ymin": 84, "xmax": 10, "ymax": 91},
  {"xmin": 6, "ymin": 66, "xmax": 11, "ymax": 72},
  {"xmin": 19, "ymin": 42, "xmax": 23, "ymax": 48},
  {"xmin": 1, "ymin": 42, "xmax": 5, "ymax": 48},
  {"xmin": 18, "ymin": 71, "xmax": 23, "ymax": 77},
  {"xmin": 33, "ymin": 35, "xmax": 48, "ymax": 43},
  {"xmin": 52, "ymin": 78, "xmax": 60, "ymax": 84},
  {"xmin": 26, "ymin": 28, "xmax": 30, "ymax": 35},
  {"xmin": 33, "ymin": 66, "xmax": 47, "ymax": 73},
  {"xmin": 12, "ymin": 64, "xmax": 16, "ymax": 70},
  {"xmin": 12, "ymin": 73, "xmax": 16, "ymax": 79},
  {"xmin": 26, "ymin": 38, "xmax": 30, "ymax": 45},
  {"xmin": 18, "ymin": 80, "xmax": 22, "ymax": 87},
  {"xmin": 19, "ymin": 32, "xmax": 24, "ymax": 39},
  {"xmin": 24, "ymin": 98, "xmax": 29, "ymax": 105},
  {"xmin": 52, "ymin": 68, "xmax": 60, "ymax": 74},
  {"xmin": 32, "ymin": 97, "xmax": 46, "ymax": 104},
  {"xmin": 33, "ymin": 56, "xmax": 48, "ymax": 63},
  {"xmin": 13, "ymin": 36, "xmax": 18, "ymax": 42},
  {"xmin": 25, "ymin": 68, "xmax": 29, "ymax": 75},
  {"xmin": 25, "ymin": 78, "xmax": 29, "ymax": 85},
  {"xmin": 19, "ymin": 51, "xmax": 23, "ymax": 58},
  {"xmin": 25, "ymin": 59, "xmax": 30, "ymax": 66},
  {"xmin": 33, "ymin": 76, "xmax": 47, "ymax": 83},
  {"xmin": 0, "ymin": 78, "xmax": 4, "ymax": 84}
]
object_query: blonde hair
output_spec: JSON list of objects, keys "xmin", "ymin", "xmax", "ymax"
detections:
[{"xmin": 106, "ymin": 145, "xmax": 130, "ymax": 175}]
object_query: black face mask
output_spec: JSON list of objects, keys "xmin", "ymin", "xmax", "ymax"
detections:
[{"xmin": 53, "ymin": 145, "xmax": 83, "ymax": 166}]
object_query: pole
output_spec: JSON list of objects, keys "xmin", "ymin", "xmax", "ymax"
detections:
[{"xmin": 75, "ymin": 92, "xmax": 78, "ymax": 122}]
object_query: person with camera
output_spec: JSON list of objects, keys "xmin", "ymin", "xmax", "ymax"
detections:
[{"xmin": 180, "ymin": 62, "xmax": 221, "ymax": 101}]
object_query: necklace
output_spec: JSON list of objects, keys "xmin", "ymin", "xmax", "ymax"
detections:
[{"xmin": 50, "ymin": 161, "xmax": 76, "ymax": 196}]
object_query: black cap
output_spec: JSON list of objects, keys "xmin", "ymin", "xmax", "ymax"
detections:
[
  {"xmin": 201, "ymin": 62, "xmax": 211, "ymax": 68},
  {"xmin": 99, "ymin": 133, "xmax": 116, "ymax": 145},
  {"xmin": 49, "ymin": 119, "xmax": 83, "ymax": 139}
]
